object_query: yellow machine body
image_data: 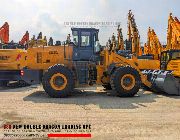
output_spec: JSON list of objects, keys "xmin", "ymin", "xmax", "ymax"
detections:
[
  {"xmin": 0, "ymin": 49, "xmax": 26, "ymax": 70},
  {"xmin": 137, "ymin": 59, "xmax": 160, "ymax": 70},
  {"xmin": 25, "ymin": 46, "xmax": 73, "ymax": 70},
  {"xmin": 96, "ymin": 50, "xmax": 151, "ymax": 87},
  {"xmin": 167, "ymin": 60, "xmax": 180, "ymax": 77}
]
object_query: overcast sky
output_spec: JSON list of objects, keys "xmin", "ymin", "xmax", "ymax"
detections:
[{"xmin": 0, "ymin": 0, "xmax": 179, "ymax": 45}]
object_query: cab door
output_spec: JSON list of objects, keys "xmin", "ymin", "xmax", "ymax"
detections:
[
  {"xmin": 160, "ymin": 52, "xmax": 170, "ymax": 70},
  {"xmin": 73, "ymin": 30, "xmax": 93, "ymax": 61}
]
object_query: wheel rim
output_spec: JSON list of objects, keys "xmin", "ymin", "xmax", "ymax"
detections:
[
  {"xmin": 120, "ymin": 74, "xmax": 135, "ymax": 90},
  {"xmin": 50, "ymin": 73, "xmax": 67, "ymax": 90}
]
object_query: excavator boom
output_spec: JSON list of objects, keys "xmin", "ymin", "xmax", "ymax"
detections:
[
  {"xmin": 167, "ymin": 13, "xmax": 180, "ymax": 50},
  {"xmin": 127, "ymin": 10, "xmax": 141, "ymax": 56},
  {"xmin": 144, "ymin": 27, "xmax": 162, "ymax": 59},
  {"xmin": 0, "ymin": 22, "xmax": 9, "ymax": 44},
  {"xmin": 19, "ymin": 31, "xmax": 29, "ymax": 46}
]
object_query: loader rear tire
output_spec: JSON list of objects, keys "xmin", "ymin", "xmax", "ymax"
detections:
[
  {"xmin": 42, "ymin": 65, "xmax": 74, "ymax": 98},
  {"xmin": 110, "ymin": 66, "xmax": 141, "ymax": 97}
]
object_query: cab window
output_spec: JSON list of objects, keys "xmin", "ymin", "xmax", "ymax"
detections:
[
  {"xmin": 161, "ymin": 52, "xmax": 170, "ymax": 64},
  {"xmin": 81, "ymin": 32, "xmax": 90, "ymax": 47},
  {"xmin": 171, "ymin": 52, "xmax": 180, "ymax": 60}
]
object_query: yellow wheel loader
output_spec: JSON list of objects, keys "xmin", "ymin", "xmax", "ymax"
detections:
[{"xmin": 15, "ymin": 28, "xmax": 179, "ymax": 97}]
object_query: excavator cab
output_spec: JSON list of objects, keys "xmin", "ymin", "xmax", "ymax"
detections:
[
  {"xmin": 160, "ymin": 50, "xmax": 180, "ymax": 70},
  {"xmin": 72, "ymin": 28, "xmax": 100, "ymax": 61}
]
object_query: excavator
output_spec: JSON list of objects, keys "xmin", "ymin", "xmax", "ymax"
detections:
[
  {"xmin": 126, "ymin": 10, "xmax": 143, "ymax": 56},
  {"xmin": 117, "ymin": 25, "xmax": 124, "ymax": 51},
  {"xmin": 143, "ymin": 26, "xmax": 180, "ymax": 76},
  {"xmin": 29, "ymin": 32, "xmax": 47, "ymax": 48},
  {"xmin": 19, "ymin": 31, "xmax": 29, "ymax": 49},
  {"xmin": 107, "ymin": 22, "xmax": 159, "ymax": 70},
  {"xmin": 4, "ymin": 31, "xmax": 29, "ymax": 49},
  {"xmin": 160, "ymin": 13, "xmax": 180, "ymax": 77},
  {"xmin": 0, "ymin": 27, "xmax": 177, "ymax": 97},
  {"xmin": 123, "ymin": 10, "xmax": 160, "ymax": 69},
  {"xmin": 142, "ymin": 13, "xmax": 180, "ymax": 95},
  {"xmin": 0, "ymin": 22, "xmax": 28, "ymax": 49},
  {"xmin": 0, "ymin": 22, "xmax": 9, "ymax": 47},
  {"xmin": 166, "ymin": 13, "xmax": 180, "ymax": 50},
  {"xmin": 143, "ymin": 27, "xmax": 162, "ymax": 60}
]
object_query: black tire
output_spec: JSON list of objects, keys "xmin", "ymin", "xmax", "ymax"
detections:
[
  {"xmin": 0, "ymin": 81, "xmax": 8, "ymax": 87},
  {"xmin": 102, "ymin": 83, "xmax": 112, "ymax": 90},
  {"xmin": 110, "ymin": 66, "xmax": 141, "ymax": 97},
  {"xmin": 42, "ymin": 64, "xmax": 74, "ymax": 98}
]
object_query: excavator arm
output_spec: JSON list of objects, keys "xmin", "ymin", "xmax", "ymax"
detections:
[
  {"xmin": 167, "ymin": 13, "xmax": 180, "ymax": 50},
  {"xmin": 117, "ymin": 25, "xmax": 124, "ymax": 50},
  {"xmin": 127, "ymin": 10, "xmax": 141, "ymax": 56},
  {"xmin": 0, "ymin": 22, "xmax": 9, "ymax": 44},
  {"xmin": 144, "ymin": 27, "xmax": 162, "ymax": 59}
]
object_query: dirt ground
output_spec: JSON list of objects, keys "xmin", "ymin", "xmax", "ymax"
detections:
[{"xmin": 0, "ymin": 85, "xmax": 180, "ymax": 140}]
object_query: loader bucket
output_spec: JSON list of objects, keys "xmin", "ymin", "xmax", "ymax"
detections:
[{"xmin": 142, "ymin": 70, "xmax": 180, "ymax": 95}]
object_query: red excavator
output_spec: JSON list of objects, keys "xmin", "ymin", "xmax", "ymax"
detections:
[
  {"xmin": 19, "ymin": 31, "xmax": 29, "ymax": 49},
  {"xmin": 0, "ymin": 22, "xmax": 29, "ymax": 49},
  {"xmin": 19, "ymin": 31, "xmax": 29, "ymax": 45}
]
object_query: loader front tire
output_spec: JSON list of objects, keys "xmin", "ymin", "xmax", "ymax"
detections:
[
  {"xmin": 110, "ymin": 66, "xmax": 141, "ymax": 97},
  {"xmin": 42, "ymin": 65, "xmax": 74, "ymax": 98}
]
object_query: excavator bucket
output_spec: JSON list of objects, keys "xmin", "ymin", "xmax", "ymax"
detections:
[{"xmin": 142, "ymin": 70, "xmax": 180, "ymax": 95}]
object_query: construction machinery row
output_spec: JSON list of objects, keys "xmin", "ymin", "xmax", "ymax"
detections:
[
  {"xmin": 107, "ymin": 11, "xmax": 180, "ymax": 94},
  {"xmin": 0, "ymin": 11, "xmax": 179, "ymax": 97}
]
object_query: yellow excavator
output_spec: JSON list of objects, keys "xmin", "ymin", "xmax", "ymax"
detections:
[
  {"xmin": 161, "ymin": 13, "xmax": 180, "ymax": 77},
  {"xmin": 125, "ymin": 10, "xmax": 160, "ymax": 69},
  {"xmin": 29, "ymin": 32, "xmax": 47, "ymax": 48},
  {"xmin": 144, "ymin": 27, "xmax": 162, "ymax": 60},
  {"xmin": 107, "ymin": 11, "xmax": 159, "ymax": 70},
  {"xmin": 143, "ymin": 13, "xmax": 180, "ymax": 77},
  {"xmin": 144, "ymin": 28, "xmax": 180, "ymax": 77},
  {"xmin": 142, "ymin": 13, "xmax": 180, "ymax": 95},
  {"xmin": 117, "ymin": 25, "xmax": 125, "ymax": 51},
  {"xmin": 166, "ymin": 13, "xmax": 180, "ymax": 50},
  {"xmin": 127, "ymin": 10, "xmax": 141, "ymax": 56}
]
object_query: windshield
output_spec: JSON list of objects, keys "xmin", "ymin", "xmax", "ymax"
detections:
[
  {"xmin": 81, "ymin": 31, "xmax": 90, "ymax": 47},
  {"xmin": 171, "ymin": 52, "xmax": 180, "ymax": 60},
  {"xmin": 72, "ymin": 31, "xmax": 78, "ymax": 46}
]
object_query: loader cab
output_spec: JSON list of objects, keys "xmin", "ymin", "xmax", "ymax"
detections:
[
  {"xmin": 160, "ymin": 50, "xmax": 180, "ymax": 70},
  {"xmin": 71, "ymin": 28, "xmax": 100, "ymax": 61}
]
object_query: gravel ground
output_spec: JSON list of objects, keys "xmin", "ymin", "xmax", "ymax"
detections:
[{"xmin": 0, "ymin": 85, "xmax": 180, "ymax": 140}]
